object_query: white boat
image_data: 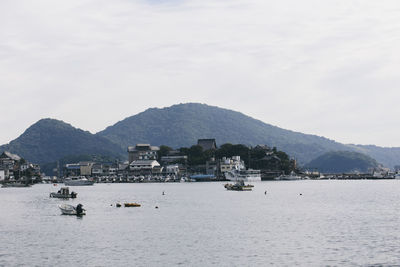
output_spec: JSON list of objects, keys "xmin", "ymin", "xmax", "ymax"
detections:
[
  {"xmin": 59, "ymin": 204, "xmax": 86, "ymax": 215},
  {"xmin": 275, "ymin": 171, "xmax": 302, "ymax": 180},
  {"xmin": 64, "ymin": 177, "xmax": 94, "ymax": 186},
  {"xmin": 50, "ymin": 187, "xmax": 77, "ymax": 198},
  {"xmin": 225, "ymin": 169, "xmax": 261, "ymax": 182}
]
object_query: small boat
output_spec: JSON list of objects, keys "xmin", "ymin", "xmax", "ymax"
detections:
[
  {"xmin": 225, "ymin": 169, "xmax": 261, "ymax": 182},
  {"xmin": 59, "ymin": 203, "xmax": 86, "ymax": 215},
  {"xmin": 50, "ymin": 187, "xmax": 77, "ymax": 198},
  {"xmin": 124, "ymin": 203, "xmax": 141, "ymax": 207},
  {"xmin": 1, "ymin": 183, "xmax": 31, "ymax": 188},
  {"xmin": 64, "ymin": 177, "xmax": 94, "ymax": 186},
  {"xmin": 275, "ymin": 171, "xmax": 302, "ymax": 180},
  {"xmin": 224, "ymin": 180, "xmax": 253, "ymax": 191}
]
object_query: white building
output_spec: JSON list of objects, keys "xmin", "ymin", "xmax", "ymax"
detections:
[
  {"xmin": 128, "ymin": 144, "xmax": 159, "ymax": 163},
  {"xmin": 220, "ymin": 156, "xmax": 245, "ymax": 173},
  {"xmin": 129, "ymin": 160, "xmax": 161, "ymax": 174},
  {"xmin": 0, "ymin": 170, "xmax": 5, "ymax": 181}
]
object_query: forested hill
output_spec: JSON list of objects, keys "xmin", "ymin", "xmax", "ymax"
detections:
[
  {"xmin": 97, "ymin": 103, "xmax": 350, "ymax": 165},
  {"xmin": 2, "ymin": 103, "xmax": 400, "ymax": 168},
  {"xmin": 0, "ymin": 119, "xmax": 124, "ymax": 165},
  {"xmin": 304, "ymin": 151, "xmax": 379, "ymax": 173}
]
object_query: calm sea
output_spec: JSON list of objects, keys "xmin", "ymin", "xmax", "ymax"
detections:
[{"xmin": 1, "ymin": 180, "xmax": 400, "ymax": 266}]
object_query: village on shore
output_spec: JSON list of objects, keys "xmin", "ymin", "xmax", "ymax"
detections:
[{"xmin": 0, "ymin": 138, "xmax": 398, "ymax": 185}]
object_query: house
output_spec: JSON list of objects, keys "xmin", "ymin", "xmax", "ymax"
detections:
[
  {"xmin": 164, "ymin": 164, "xmax": 180, "ymax": 175},
  {"xmin": 219, "ymin": 156, "xmax": 245, "ymax": 173},
  {"xmin": 64, "ymin": 163, "xmax": 81, "ymax": 177},
  {"xmin": 0, "ymin": 151, "xmax": 22, "ymax": 179},
  {"xmin": 206, "ymin": 157, "xmax": 218, "ymax": 175},
  {"xmin": 128, "ymin": 144, "xmax": 160, "ymax": 163},
  {"xmin": 91, "ymin": 164, "xmax": 103, "ymax": 176},
  {"xmin": 197, "ymin": 139, "xmax": 217, "ymax": 151},
  {"xmin": 129, "ymin": 160, "xmax": 161, "ymax": 175},
  {"xmin": 0, "ymin": 169, "xmax": 5, "ymax": 181},
  {"xmin": 160, "ymin": 155, "xmax": 188, "ymax": 164},
  {"xmin": 80, "ymin": 162, "xmax": 93, "ymax": 176}
]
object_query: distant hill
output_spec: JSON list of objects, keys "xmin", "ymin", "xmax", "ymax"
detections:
[
  {"xmin": 304, "ymin": 151, "xmax": 379, "ymax": 173},
  {"xmin": 98, "ymin": 103, "xmax": 351, "ymax": 165},
  {"xmin": 0, "ymin": 119, "xmax": 124, "ymax": 165},
  {"xmin": 348, "ymin": 145, "xmax": 400, "ymax": 170},
  {"xmin": 2, "ymin": 103, "xmax": 400, "ymax": 170}
]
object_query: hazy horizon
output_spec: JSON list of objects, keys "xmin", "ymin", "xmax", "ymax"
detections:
[{"xmin": 1, "ymin": 0, "xmax": 400, "ymax": 146}]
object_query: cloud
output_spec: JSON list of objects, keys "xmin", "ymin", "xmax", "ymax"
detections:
[{"xmin": 1, "ymin": 0, "xmax": 400, "ymax": 146}]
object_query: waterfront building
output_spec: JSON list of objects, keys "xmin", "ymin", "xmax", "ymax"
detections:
[
  {"xmin": 129, "ymin": 160, "xmax": 161, "ymax": 175},
  {"xmin": 0, "ymin": 169, "xmax": 5, "ymax": 181},
  {"xmin": 165, "ymin": 164, "xmax": 180, "ymax": 175},
  {"xmin": 91, "ymin": 164, "xmax": 103, "ymax": 176},
  {"xmin": 80, "ymin": 162, "xmax": 93, "ymax": 176},
  {"xmin": 160, "ymin": 155, "xmax": 188, "ymax": 164},
  {"xmin": 128, "ymin": 144, "xmax": 159, "ymax": 163},
  {"xmin": 219, "ymin": 156, "xmax": 245, "ymax": 173},
  {"xmin": 0, "ymin": 151, "xmax": 22, "ymax": 179},
  {"xmin": 206, "ymin": 157, "xmax": 218, "ymax": 175},
  {"xmin": 64, "ymin": 163, "xmax": 81, "ymax": 177}
]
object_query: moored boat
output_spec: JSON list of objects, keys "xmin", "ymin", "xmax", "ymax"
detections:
[
  {"xmin": 50, "ymin": 187, "xmax": 77, "ymax": 198},
  {"xmin": 225, "ymin": 169, "xmax": 261, "ymax": 182},
  {"xmin": 275, "ymin": 171, "xmax": 302, "ymax": 180},
  {"xmin": 64, "ymin": 177, "xmax": 94, "ymax": 186},
  {"xmin": 124, "ymin": 203, "xmax": 141, "ymax": 207},
  {"xmin": 1, "ymin": 183, "xmax": 31, "ymax": 188},
  {"xmin": 59, "ymin": 203, "xmax": 86, "ymax": 215},
  {"xmin": 224, "ymin": 180, "xmax": 253, "ymax": 191}
]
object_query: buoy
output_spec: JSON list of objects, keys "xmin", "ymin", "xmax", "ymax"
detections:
[
  {"xmin": 162, "ymin": 191, "xmax": 165, "ymax": 195},
  {"xmin": 264, "ymin": 190, "xmax": 267, "ymax": 195},
  {"xmin": 155, "ymin": 206, "xmax": 159, "ymax": 209},
  {"xmin": 300, "ymin": 193, "xmax": 303, "ymax": 196}
]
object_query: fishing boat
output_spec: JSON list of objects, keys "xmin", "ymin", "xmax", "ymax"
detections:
[
  {"xmin": 50, "ymin": 187, "xmax": 77, "ymax": 198},
  {"xmin": 275, "ymin": 171, "xmax": 302, "ymax": 180},
  {"xmin": 1, "ymin": 183, "xmax": 31, "ymax": 188},
  {"xmin": 64, "ymin": 177, "xmax": 94, "ymax": 186},
  {"xmin": 225, "ymin": 169, "xmax": 261, "ymax": 182},
  {"xmin": 124, "ymin": 203, "xmax": 141, "ymax": 207},
  {"xmin": 224, "ymin": 180, "xmax": 253, "ymax": 191},
  {"xmin": 59, "ymin": 204, "xmax": 86, "ymax": 215}
]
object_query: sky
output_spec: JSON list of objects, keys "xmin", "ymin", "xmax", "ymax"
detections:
[{"xmin": 1, "ymin": 0, "xmax": 400, "ymax": 147}]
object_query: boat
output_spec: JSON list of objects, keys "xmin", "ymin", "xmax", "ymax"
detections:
[
  {"xmin": 64, "ymin": 177, "xmax": 94, "ymax": 186},
  {"xmin": 224, "ymin": 180, "xmax": 253, "ymax": 191},
  {"xmin": 58, "ymin": 203, "xmax": 86, "ymax": 215},
  {"xmin": 275, "ymin": 171, "xmax": 302, "ymax": 180},
  {"xmin": 224, "ymin": 169, "xmax": 261, "ymax": 182},
  {"xmin": 124, "ymin": 203, "xmax": 141, "ymax": 207},
  {"xmin": 1, "ymin": 183, "xmax": 31, "ymax": 188},
  {"xmin": 50, "ymin": 187, "xmax": 77, "ymax": 198}
]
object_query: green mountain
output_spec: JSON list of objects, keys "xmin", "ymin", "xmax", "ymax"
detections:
[
  {"xmin": 0, "ymin": 119, "xmax": 124, "ymax": 165},
  {"xmin": 304, "ymin": 151, "xmax": 379, "ymax": 173},
  {"xmin": 98, "ymin": 103, "xmax": 351, "ymax": 165},
  {"xmin": 2, "ymin": 103, "xmax": 400, "ymax": 171},
  {"xmin": 348, "ymin": 145, "xmax": 400, "ymax": 170}
]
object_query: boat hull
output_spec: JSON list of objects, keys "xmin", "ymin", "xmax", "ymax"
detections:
[
  {"xmin": 50, "ymin": 193, "xmax": 77, "ymax": 198},
  {"xmin": 225, "ymin": 170, "xmax": 261, "ymax": 182},
  {"xmin": 64, "ymin": 180, "xmax": 94, "ymax": 186},
  {"xmin": 58, "ymin": 204, "xmax": 86, "ymax": 215}
]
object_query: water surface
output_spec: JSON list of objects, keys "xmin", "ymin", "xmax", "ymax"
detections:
[{"xmin": 1, "ymin": 180, "xmax": 400, "ymax": 266}]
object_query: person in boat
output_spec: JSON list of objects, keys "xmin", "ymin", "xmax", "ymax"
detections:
[{"xmin": 76, "ymin": 204, "xmax": 84, "ymax": 215}]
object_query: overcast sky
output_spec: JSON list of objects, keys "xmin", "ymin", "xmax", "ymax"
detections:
[{"xmin": 1, "ymin": 0, "xmax": 400, "ymax": 147}]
